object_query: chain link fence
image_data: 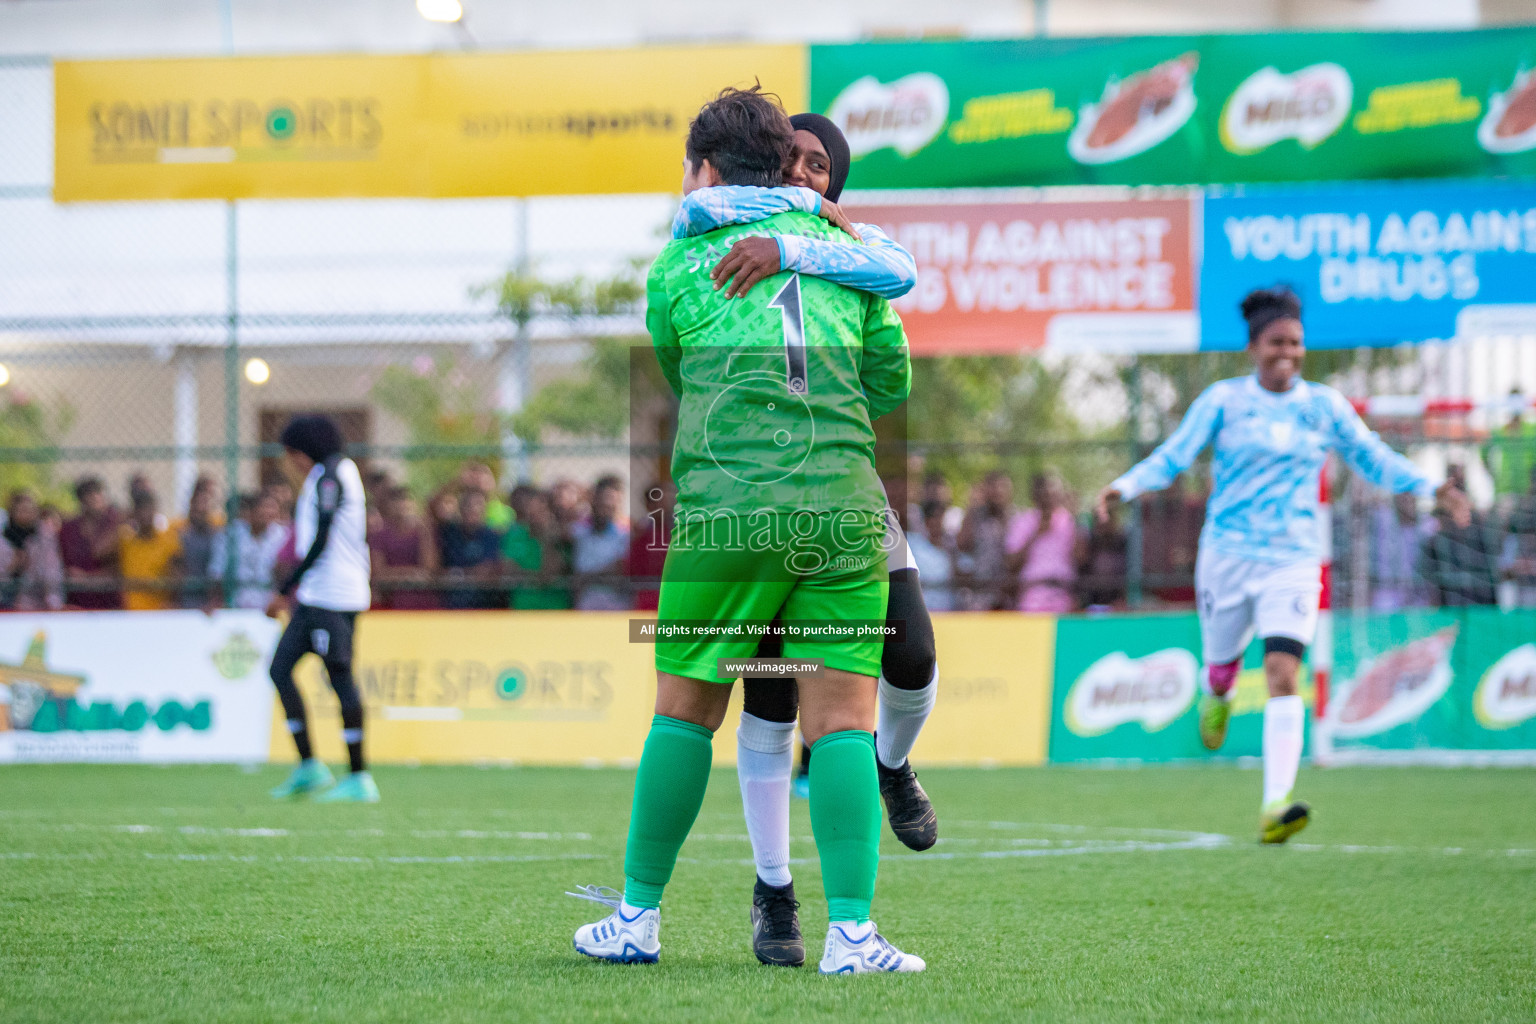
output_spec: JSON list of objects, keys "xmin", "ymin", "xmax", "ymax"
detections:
[{"xmin": 3, "ymin": 55, "xmax": 1534, "ymax": 614}]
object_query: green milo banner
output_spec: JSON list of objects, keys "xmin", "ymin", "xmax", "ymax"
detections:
[
  {"xmin": 811, "ymin": 28, "xmax": 1536, "ymax": 188},
  {"xmin": 1321, "ymin": 608, "xmax": 1536, "ymax": 757},
  {"xmin": 1046, "ymin": 609, "xmax": 1536, "ymax": 763},
  {"xmin": 1048, "ymin": 613, "xmax": 1314, "ymax": 764}
]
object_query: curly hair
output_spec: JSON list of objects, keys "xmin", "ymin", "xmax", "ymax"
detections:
[
  {"xmin": 684, "ymin": 84, "xmax": 794, "ymax": 188},
  {"xmin": 1240, "ymin": 286, "xmax": 1302, "ymax": 342}
]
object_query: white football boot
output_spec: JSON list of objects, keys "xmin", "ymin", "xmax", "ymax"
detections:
[
  {"xmin": 818, "ymin": 921, "xmax": 926, "ymax": 975},
  {"xmin": 568, "ymin": 885, "xmax": 660, "ymax": 964}
]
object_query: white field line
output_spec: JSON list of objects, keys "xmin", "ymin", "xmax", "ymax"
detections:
[
  {"xmin": 0, "ymin": 823, "xmax": 592, "ymax": 841},
  {"xmin": 1, "ymin": 851, "xmax": 602, "ymax": 865},
  {"xmin": 4, "ymin": 819, "xmax": 1533, "ymax": 866}
]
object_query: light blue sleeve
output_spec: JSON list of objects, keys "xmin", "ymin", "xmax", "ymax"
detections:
[
  {"xmin": 776, "ymin": 222, "xmax": 917, "ymax": 300},
  {"xmin": 1324, "ymin": 388, "xmax": 1435, "ymax": 496},
  {"xmin": 670, "ymin": 185, "xmax": 821, "ymax": 239},
  {"xmin": 1110, "ymin": 384, "xmax": 1224, "ymax": 500}
]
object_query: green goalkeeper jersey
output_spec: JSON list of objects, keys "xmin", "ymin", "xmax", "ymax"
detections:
[{"xmin": 647, "ymin": 210, "xmax": 911, "ymax": 516}]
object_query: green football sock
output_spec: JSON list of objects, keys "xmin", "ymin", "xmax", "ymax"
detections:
[
  {"xmin": 621, "ymin": 714, "xmax": 714, "ymax": 909},
  {"xmin": 808, "ymin": 729, "xmax": 881, "ymax": 924}
]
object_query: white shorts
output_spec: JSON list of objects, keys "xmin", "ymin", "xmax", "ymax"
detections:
[{"xmin": 1195, "ymin": 549, "xmax": 1321, "ymax": 665}]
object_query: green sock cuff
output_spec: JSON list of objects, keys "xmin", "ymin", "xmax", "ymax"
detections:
[
  {"xmin": 650, "ymin": 714, "xmax": 714, "ymax": 742},
  {"xmin": 826, "ymin": 899, "xmax": 871, "ymax": 924},
  {"xmin": 623, "ymin": 877, "xmax": 663, "ymax": 910},
  {"xmin": 811, "ymin": 729, "xmax": 874, "ymax": 753}
]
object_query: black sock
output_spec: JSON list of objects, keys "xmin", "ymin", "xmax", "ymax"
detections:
[
  {"xmin": 328, "ymin": 662, "xmax": 366, "ymax": 774},
  {"xmin": 270, "ymin": 626, "xmax": 313, "ymax": 761},
  {"xmin": 798, "ymin": 740, "xmax": 811, "ymax": 778}
]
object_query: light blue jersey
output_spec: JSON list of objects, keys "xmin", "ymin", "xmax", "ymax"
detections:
[
  {"xmin": 671, "ymin": 185, "xmax": 917, "ymax": 300},
  {"xmin": 1111, "ymin": 376, "xmax": 1433, "ymax": 564}
]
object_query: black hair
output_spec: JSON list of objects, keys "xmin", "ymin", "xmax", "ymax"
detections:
[
  {"xmin": 1240, "ymin": 286, "xmax": 1303, "ymax": 343},
  {"xmin": 279, "ymin": 414, "xmax": 344, "ymax": 463},
  {"xmin": 789, "ymin": 113, "xmax": 851, "ymax": 203},
  {"xmin": 594, "ymin": 473, "xmax": 623, "ymax": 493},
  {"xmin": 685, "ymin": 85, "xmax": 794, "ymax": 188},
  {"xmin": 74, "ymin": 475, "xmax": 104, "ymax": 501}
]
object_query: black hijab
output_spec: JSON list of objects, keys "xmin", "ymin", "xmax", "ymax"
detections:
[{"xmin": 789, "ymin": 113, "xmax": 851, "ymax": 203}]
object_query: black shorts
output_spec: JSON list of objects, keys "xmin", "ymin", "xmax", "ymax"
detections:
[{"xmin": 276, "ymin": 604, "xmax": 357, "ymax": 669}]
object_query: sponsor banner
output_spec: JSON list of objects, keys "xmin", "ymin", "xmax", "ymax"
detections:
[
  {"xmin": 54, "ymin": 45, "xmax": 804, "ymax": 201},
  {"xmin": 846, "ymin": 193, "xmax": 1197, "ymax": 353},
  {"xmin": 1200, "ymin": 180, "xmax": 1536, "ymax": 348},
  {"xmin": 811, "ymin": 29, "xmax": 1536, "ymax": 189},
  {"xmin": 271, "ymin": 611, "xmax": 1053, "ymax": 766},
  {"xmin": 1048, "ymin": 613, "xmax": 1314, "ymax": 763},
  {"xmin": 0, "ymin": 611, "xmax": 279, "ymax": 763},
  {"xmin": 1323, "ymin": 607, "xmax": 1536, "ymax": 754}
]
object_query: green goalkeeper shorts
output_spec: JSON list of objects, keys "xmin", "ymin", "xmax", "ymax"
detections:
[{"xmin": 654, "ymin": 509, "xmax": 889, "ymax": 681}]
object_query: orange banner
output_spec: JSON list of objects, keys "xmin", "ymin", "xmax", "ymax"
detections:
[{"xmin": 846, "ymin": 194, "xmax": 1199, "ymax": 354}]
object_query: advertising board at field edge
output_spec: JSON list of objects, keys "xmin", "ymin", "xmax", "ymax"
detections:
[
  {"xmin": 275, "ymin": 611, "xmax": 1054, "ymax": 766},
  {"xmin": 846, "ymin": 194, "xmax": 1197, "ymax": 354},
  {"xmin": 1321, "ymin": 608, "xmax": 1536, "ymax": 757},
  {"xmin": 1200, "ymin": 180, "xmax": 1536, "ymax": 348},
  {"xmin": 53, "ymin": 45, "xmax": 806, "ymax": 201},
  {"xmin": 1048, "ymin": 612, "xmax": 1315, "ymax": 764},
  {"xmin": 811, "ymin": 28, "xmax": 1536, "ymax": 190},
  {"xmin": 0, "ymin": 611, "xmax": 279, "ymax": 763}
]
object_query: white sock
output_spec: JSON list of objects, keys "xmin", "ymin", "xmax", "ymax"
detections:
[
  {"xmin": 830, "ymin": 920, "xmax": 873, "ymax": 938},
  {"xmin": 736, "ymin": 712, "xmax": 795, "ymax": 888},
  {"xmin": 1262, "ymin": 695, "xmax": 1306, "ymax": 807},
  {"xmin": 876, "ymin": 670, "xmax": 938, "ymax": 770}
]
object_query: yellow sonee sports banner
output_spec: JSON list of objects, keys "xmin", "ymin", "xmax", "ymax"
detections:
[
  {"xmin": 54, "ymin": 44, "xmax": 806, "ymax": 201},
  {"xmin": 271, "ymin": 611, "xmax": 1053, "ymax": 766}
]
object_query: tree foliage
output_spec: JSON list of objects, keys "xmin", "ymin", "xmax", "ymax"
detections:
[{"xmin": 0, "ymin": 390, "xmax": 76, "ymax": 506}]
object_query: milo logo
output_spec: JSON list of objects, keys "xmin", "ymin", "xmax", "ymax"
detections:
[
  {"xmin": 1221, "ymin": 63, "xmax": 1353, "ymax": 154},
  {"xmin": 1065, "ymin": 649, "xmax": 1197, "ymax": 736},
  {"xmin": 825, "ymin": 73, "xmax": 950, "ymax": 158},
  {"xmin": 1474, "ymin": 644, "xmax": 1536, "ymax": 729},
  {"xmin": 1327, "ymin": 627, "xmax": 1457, "ymax": 739}
]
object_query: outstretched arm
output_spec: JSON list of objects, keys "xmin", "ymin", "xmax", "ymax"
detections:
[
  {"xmin": 1325, "ymin": 390, "xmax": 1435, "ymax": 496},
  {"xmin": 1102, "ymin": 386, "xmax": 1224, "ymax": 510}
]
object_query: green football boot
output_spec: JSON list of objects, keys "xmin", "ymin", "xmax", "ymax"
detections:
[
  {"xmin": 313, "ymin": 771, "xmax": 381, "ymax": 803},
  {"xmin": 1260, "ymin": 798, "xmax": 1310, "ymax": 845},
  {"xmin": 269, "ymin": 759, "xmax": 334, "ymax": 799},
  {"xmin": 1198, "ymin": 693, "xmax": 1232, "ymax": 751}
]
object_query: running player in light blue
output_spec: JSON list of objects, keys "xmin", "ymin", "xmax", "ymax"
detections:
[{"xmin": 1096, "ymin": 287, "xmax": 1468, "ymax": 843}]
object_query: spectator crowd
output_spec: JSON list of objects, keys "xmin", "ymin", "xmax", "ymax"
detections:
[{"xmin": 0, "ymin": 452, "xmax": 1533, "ymax": 615}]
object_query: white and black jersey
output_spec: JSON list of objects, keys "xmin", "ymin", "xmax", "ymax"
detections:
[{"xmin": 281, "ymin": 455, "xmax": 370, "ymax": 613}]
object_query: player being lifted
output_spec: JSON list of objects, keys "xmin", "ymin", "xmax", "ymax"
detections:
[
  {"xmin": 670, "ymin": 114, "xmax": 939, "ymax": 968},
  {"xmin": 570, "ymin": 86, "xmax": 923, "ymax": 973},
  {"xmin": 265, "ymin": 414, "xmax": 378, "ymax": 803},
  {"xmin": 1096, "ymin": 288, "xmax": 1466, "ymax": 842}
]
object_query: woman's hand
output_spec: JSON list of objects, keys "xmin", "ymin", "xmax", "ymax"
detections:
[
  {"xmin": 1435, "ymin": 483, "xmax": 1472, "ymax": 529},
  {"xmin": 1094, "ymin": 487, "xmax": 1122, "ymax": 524},
  {"xmin": 711, "ymin": 236, "xmax": 782, "ymax": 299},
  {"xmin": 816, "ymin": 199, "xmax": 860, "ymax": 239}
]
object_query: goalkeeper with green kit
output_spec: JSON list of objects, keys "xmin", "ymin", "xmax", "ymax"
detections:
[{"xmin": 569, "ymin": 85, "xmax": 923, "ymax": 975}]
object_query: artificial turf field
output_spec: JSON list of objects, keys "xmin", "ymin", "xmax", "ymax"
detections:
[{"xmin": 2, "ymin": 764, "xmax": 1533, "ymax": 1024}]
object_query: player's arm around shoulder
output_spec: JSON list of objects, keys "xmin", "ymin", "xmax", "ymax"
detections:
[{"xmin": 858, "ymin": 294, "xmax": 912, "ymax": 420}]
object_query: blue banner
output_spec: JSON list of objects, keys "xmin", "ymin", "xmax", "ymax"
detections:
[{"xmin": 1200, "ymin": 180, "xmax": 1536, "ymax": 349}]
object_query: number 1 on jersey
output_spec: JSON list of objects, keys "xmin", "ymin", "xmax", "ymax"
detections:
[{"xmin": 769, "ymin": 273, "xmax": 808, "ymax": 395}]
